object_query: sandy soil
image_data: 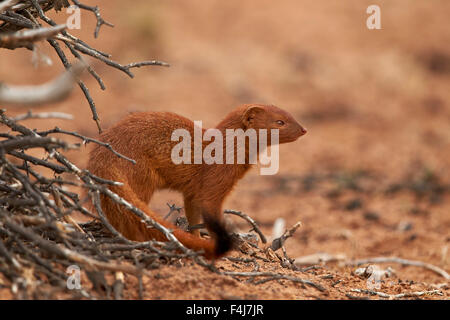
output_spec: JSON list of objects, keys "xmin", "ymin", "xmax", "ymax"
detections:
[{"xmin": 0, "ymin": 0, "xmax": 449, "ymax": 299}]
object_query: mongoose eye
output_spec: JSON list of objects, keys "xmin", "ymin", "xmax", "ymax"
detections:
[{"xmin": 276, "ymin": 120, "xmax": 285, "ymax": 126}]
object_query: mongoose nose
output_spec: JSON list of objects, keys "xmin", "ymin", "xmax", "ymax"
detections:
[{"xmin": 300, "ymin": 127, "xmax": 307, "ymax": 135}]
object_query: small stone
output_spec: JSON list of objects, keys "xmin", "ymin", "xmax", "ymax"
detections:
[
  {"xmin": 363, "ymin": 211, "xmax": 380, "ymax": 221},
  {"xmin": 345, "ymin": 199, "xmax": 363, "ymax": 211}
]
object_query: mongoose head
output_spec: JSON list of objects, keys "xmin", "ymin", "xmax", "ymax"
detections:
[{"xmin": 242, "ymin": 104, "xmax": 307, "ymax": 144}]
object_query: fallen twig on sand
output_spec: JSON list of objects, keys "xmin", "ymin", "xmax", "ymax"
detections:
[
  {"xmin": 346, "ymin": 256, "xmax": 450, "ymax": 280},
  {"xmin": 350, "ymin": 288, "xmax": 443, "ymax": 299},
  {"xmin": 222, "ymin": 271, "xmax": 326, "ymax": 292},
  {"xmin": 294, "ymin": 252, "xmax": 347, "ymax": 266}
]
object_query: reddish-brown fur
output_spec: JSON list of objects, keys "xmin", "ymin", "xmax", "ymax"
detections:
[{"xmin": 87, "ymin": 104, "xmax": 307, "ymax": 258}]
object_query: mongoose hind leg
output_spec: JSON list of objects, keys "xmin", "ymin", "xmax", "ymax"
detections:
[{"xmin": 183, "ymin": 197, "xmax": 203, "ymax": 237}]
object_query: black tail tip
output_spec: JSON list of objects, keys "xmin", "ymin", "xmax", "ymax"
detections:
[{"xmin": 203, "ymin": 215, "xmax": 233, "ymax": 257}]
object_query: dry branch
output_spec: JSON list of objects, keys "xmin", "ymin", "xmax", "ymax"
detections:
[
  {"xmin": 0, "ymin": 24, "xmax": 66, "ymax": 49},
  {"xmin": 37, "ymin": 126, "xmax": 136, "ymax": 164},
  {"xmin": 0, "ymin": 0, "xmax": 169, "ymax": 132},
  {"xmin": 0, "ymin": 61, "xmax": 86, "ymax": 106},
  {"xmin": 347, "ymin": 256, "xmax": 450, "ymax": 280},
  {"xmin": 0, "ymin": 109, "xmax": 202, "ymax": 299},
  {"xmin": 13, "ymin": 111, "xmax": 74, "ymax": 121},
  {"xmin": 0, "ymin": 135, "xmax": 78, "ymax": 152},
  {"xmin": 270, "ymin": 221, "xmax": 302, "ymax": 251},
  {"xmin": 224, "ymin": 209, "xmax": 267, "ymax": 244},
  {"xmin": 350, "ymin": 288, "xmax": 443, "ymax": 299},
  {"xmin": 0, "ymin": 0, "xmax": 20, "ymax": 13},
  {"xmin": 1, "ymin": 211, "xmax": 143, "ymax": 275},
  {"xmin": 71, "ymin": 0, "xmax": 113, "ymax": 38},
  {"xmin": 222, "ymin": 271, "xmax": 326, "ymax": 292}
]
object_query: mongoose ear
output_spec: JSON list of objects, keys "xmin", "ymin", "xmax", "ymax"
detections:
[{"xmin": 242, "ymin": 106, "xmax": 264, "ymax": 128}]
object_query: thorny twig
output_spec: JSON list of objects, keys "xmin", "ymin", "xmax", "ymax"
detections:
[
  {"xmin": 164, "ymin": 203, "xmax": 183, "ymax": 220},
  {"xmin": 71, "ymin": 0, "xmax": 113, "ymax": 38}
]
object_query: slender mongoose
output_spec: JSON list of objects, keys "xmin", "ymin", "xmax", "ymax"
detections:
[{"xmin": 87, "ymin": 104, "xmax": 307, "ymax": 258}]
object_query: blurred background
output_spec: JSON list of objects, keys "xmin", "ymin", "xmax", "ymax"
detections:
[{"xmin": 0, "ymin": 0, "xmax": 449, "ymax": 283}]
